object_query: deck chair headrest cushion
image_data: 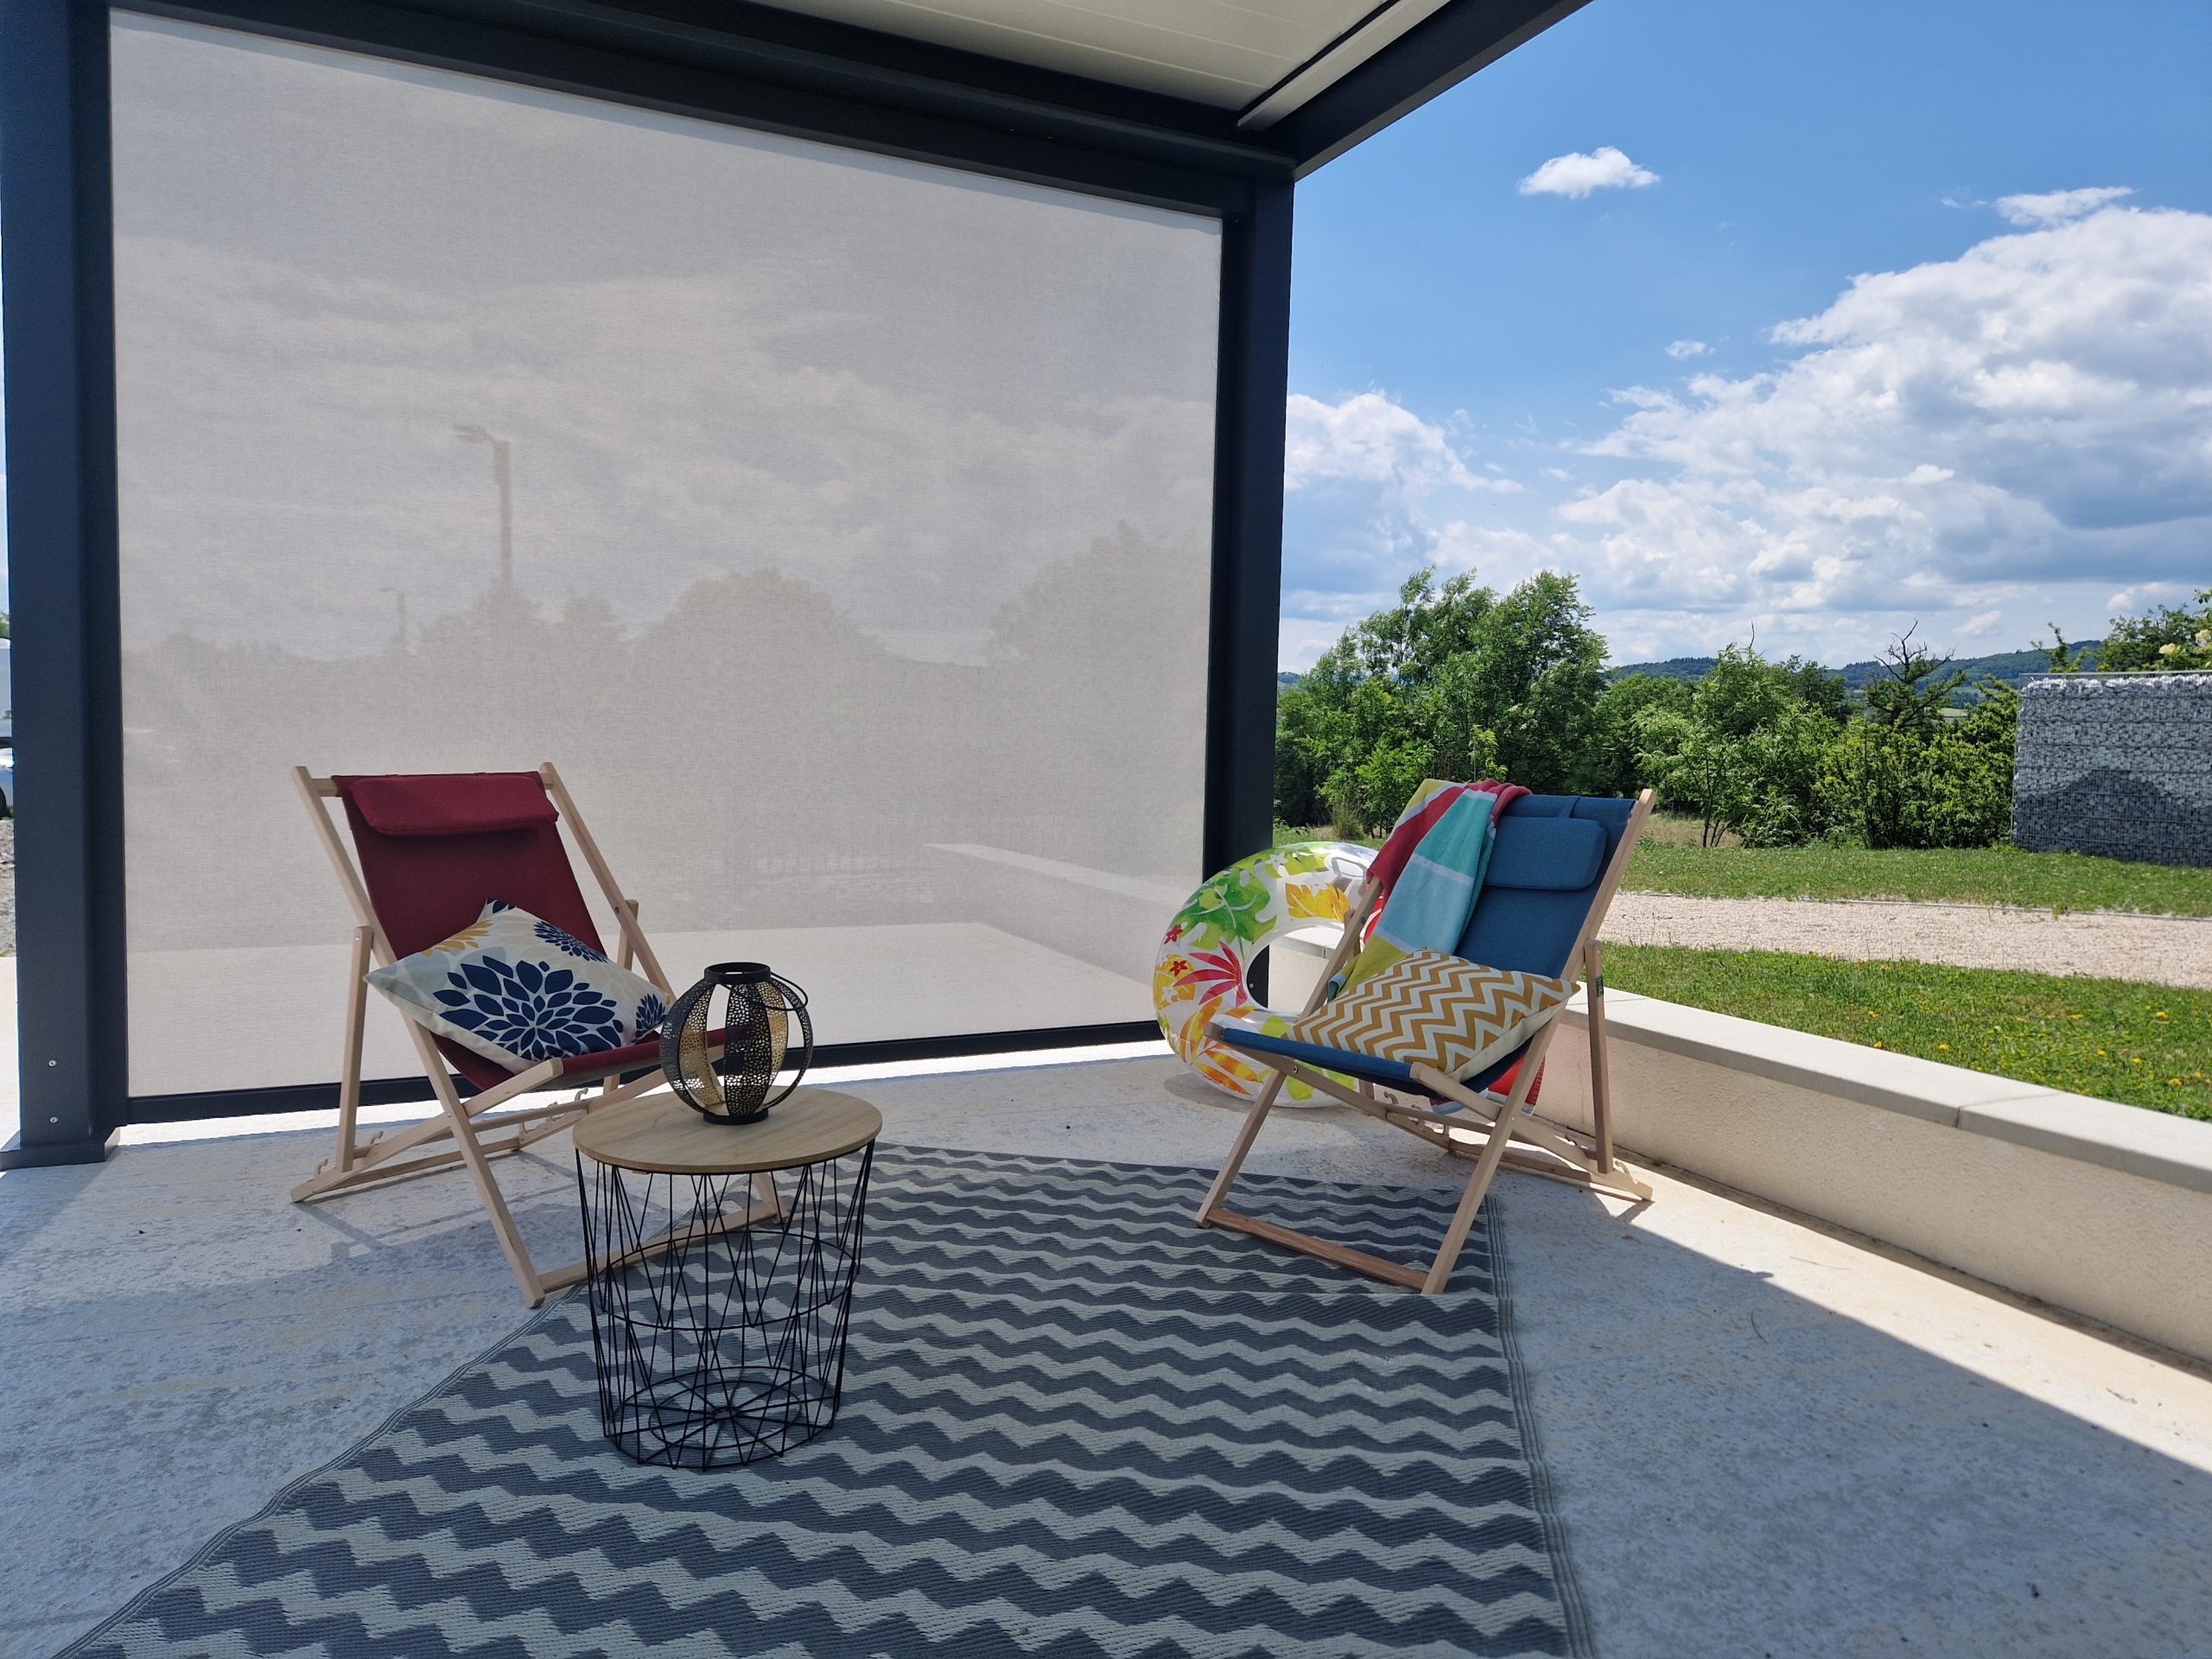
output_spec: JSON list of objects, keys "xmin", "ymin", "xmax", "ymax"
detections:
[
  {"xmin": 1482, "ymin": 817, "xmax": 1608, "ymax": 891},
  {"xmin": 337, "ymin": 772, "xmax": 558, "ymax": 837}
]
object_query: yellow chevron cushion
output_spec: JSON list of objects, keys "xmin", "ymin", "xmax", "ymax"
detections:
[{"xmin": 1288, "ymin": 949, "xmax": 1572, "ymax": 1079}]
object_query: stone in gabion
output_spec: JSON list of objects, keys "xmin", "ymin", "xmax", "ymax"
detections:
[{"xmin": 2012, "ymin": 673, "xmax": 2212, "ymax": 867}]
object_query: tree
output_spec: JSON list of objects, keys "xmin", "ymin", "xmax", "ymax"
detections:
[
  {"xmin": 1778, "ymin": 655, "xmax": 1850, "ymax": 722},
  {"xmin": 1821, "ymin": 660, "xmax": 2018, "ymax": 851},
  {"xmin": 2038, "ymin": 624, "xmax": 2089, "ymax": 673},
  {"xmin": 1633, "ymin": 645, "xmax": 1835, "ymax": 846},
  {"xmin": 1274, "ymin": 567, "xmax": 1610, "ymax": 832},
  {"xmin": 2101, "ymin": 587, "xmax": 2212, "ymax": 671},
  {"xmin": 1861, "ymin": 626, "xmax": 1964, "ymax": 736},
  {"xmin": 1813, "ymin": 626, "xmax": 2015, "ymax": 849},
  {"xmin": 1432, "ymin": 570, "xmax": 1610, "ymax": 794},
  {"xmin": 1587, "ymin": 674, "xmax": 1693, "ymax": 798}
]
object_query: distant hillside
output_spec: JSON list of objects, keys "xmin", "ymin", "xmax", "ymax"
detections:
[
  {"xmin": 1611, "ymin": 642, "xmax": 2101, "ymax": 698},
  {"xmin": 1291, "ymin": 646, "xmax": 2098, "ymax": 699},
  {"xmin": 1607, "ymin": 657, "xmax": 1712, "ymax": 683}
]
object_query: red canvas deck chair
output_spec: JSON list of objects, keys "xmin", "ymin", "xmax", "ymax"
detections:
[
  {"xmin": 1197, "ymin": 788, "xmax": 1656, "ymax": 1294},
  {"xmin": 292, "ymin": 764, "xmax": 685, "ymax": 1305}
]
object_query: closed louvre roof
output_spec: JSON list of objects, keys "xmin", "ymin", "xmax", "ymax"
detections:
[{"xmin": 753, "ymin": 0, "xmax": 1442, "ymax": 114}]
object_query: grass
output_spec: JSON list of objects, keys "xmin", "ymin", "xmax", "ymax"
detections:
[
  {"xmin": 1624, "ymin": 837, "xmax": 2212, "ymax": 915},
  {"xmin": 1632, "ymin": 810, "xmax": 1741, "ymax": 849},
  {"xmin": 1278, "ymin": 812, "xmax": 2212, "ymax": 916},
  {"xmin": 1602, "ymin": 944, "xmax": 2212, "ymax": 1120}
]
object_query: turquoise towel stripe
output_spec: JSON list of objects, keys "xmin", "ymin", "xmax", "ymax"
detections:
[{"xmin": 1372, "ymin": 792, "xmax": 1495, "ymax": 955}]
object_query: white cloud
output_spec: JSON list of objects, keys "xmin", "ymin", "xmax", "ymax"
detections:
[
  {"xmin": 1284, "ymin": 193, "xmax": 2212, "ymax": 665},
  {"xmin": 1285, "ymin": 391, "xmax": 1478, "ymax": 492},
  {"xmin": 1665, "ymin": 339, "xmax": 1712, "ymax": 359},
  {"xmin": 1279, "ymin": 392, "xmax": 1535, "ymax": 665},
  {"xmin": 1995, "ymin": 186, "xmax": 2133, "ymax": 227},
  {"xmin": 1517, "ymin": 147, "xmax": 1660, "ymax": 200},
  {"xmin": 1564, "ymin": 195, "xmax": 2212, "ymax": 649},
  {"xmin": 2104, "ymin": 581, "xmax": 2194, "ymax": 616}
]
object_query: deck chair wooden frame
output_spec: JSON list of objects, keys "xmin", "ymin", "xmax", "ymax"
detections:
[
  {"xmin": 1196, "ymin": 787, "xmax": 1656, "ymax": 1294},
  {"xmin": 293, "ymin": 762, "xmax": 741, "ymax": 1306}
]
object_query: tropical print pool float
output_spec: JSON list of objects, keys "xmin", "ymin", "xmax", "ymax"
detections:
[{"xmin": 1154, "ymin": 841, "xmax": 1376, "ymax": 1101}]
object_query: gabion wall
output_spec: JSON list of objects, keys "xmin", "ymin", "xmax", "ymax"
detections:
[{"xmin": 2012, "ymin": 674, "xmax": 2212, "ymax": 867}]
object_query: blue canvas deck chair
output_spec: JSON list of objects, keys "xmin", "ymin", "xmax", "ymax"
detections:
[{"xmin": 1196, "ymin": 788, "xmax": 1656, "ymax": 1293}]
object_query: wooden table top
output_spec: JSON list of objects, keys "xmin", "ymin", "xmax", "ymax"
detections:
[{"xmin": 572, "ymin": 1087, "xmax": 882, "ymax": 1175}]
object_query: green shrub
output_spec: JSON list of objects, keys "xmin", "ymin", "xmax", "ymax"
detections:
[
  {"xmin": 1325, "ymin": 738, "xmax": 1436, "ymax": 838},
  {"xmin": 2099, "ymin": 587, "xmax": 2212, "ymax": 670},
  {"xmin": 1632, "ymin": 645, "xmax": 1840, "ymax": 847},
  {"xmin": 1819, "ymin": 690, "xmax": 2015, "ymax": 850}
]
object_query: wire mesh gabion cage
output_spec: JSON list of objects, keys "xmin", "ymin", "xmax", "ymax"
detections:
[
  {"xmin": 660, "ymin": 961, "xmax": 813, "ymax": 1125},
  {"xmin": 578, "ymin": 1144, "xmax": 874, "ymax": 1470}
]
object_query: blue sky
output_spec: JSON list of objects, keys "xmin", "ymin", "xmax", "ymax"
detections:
[{"xmin": 1281, "ymin": 0, "xmax": 2212, "ymax": 669}]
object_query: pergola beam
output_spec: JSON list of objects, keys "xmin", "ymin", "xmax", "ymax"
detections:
[
  {"xmin": 134, "ymin": 0, "xmax": 1287, "ymax": 211},
  {"xmin": 1274, "ymin": 0, "xmax": 1598, "ymax": 176}
]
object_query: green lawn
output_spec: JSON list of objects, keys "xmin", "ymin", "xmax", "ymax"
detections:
[
  {"xmin": 1601, "ymin": 944, "xmax": 2212, "ymax": 1120},
  {"xmin": 1277, "ymin": 817, "xmax": 2212, "ymax": 917},
  {"xmin": 1624, "ymin": 840, "xmax": 2212, "ymax": 916}
]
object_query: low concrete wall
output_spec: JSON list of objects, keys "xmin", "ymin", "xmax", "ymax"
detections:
[
  {"xmin": 1539, "ymin": 990, "xmax": 2212, "ymax": 1363},
  {"xmin": 2012, "ymin": 671, "xmax": 2212, "ymax": 866},
  {"xmin": 919, "ymin": 842, "xmax": 1179, "ymax": 986}
]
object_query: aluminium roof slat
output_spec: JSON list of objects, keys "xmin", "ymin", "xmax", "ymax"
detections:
[{"xmin": 755, "ymin": 0, "xmax": 1383, "ymax": 105}]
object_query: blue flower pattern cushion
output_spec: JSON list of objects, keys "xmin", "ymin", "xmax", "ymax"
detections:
[{"xmin": 366, "ymin": 899, "xmax": 669, "ymax": 1070}]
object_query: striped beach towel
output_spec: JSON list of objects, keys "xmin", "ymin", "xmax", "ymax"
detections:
[{"xmin": 1337, "ymin": 779, "xmax": 1526, "ymax": 992}]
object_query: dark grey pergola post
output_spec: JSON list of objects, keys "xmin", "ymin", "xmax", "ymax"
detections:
[
  {"xmin": 2, "ymin": 0, "xmax": 130, "ymax": 1167},
  {"xmin": 0, "ymin": 0, "xmax": 1589, "ymax": 1159}
]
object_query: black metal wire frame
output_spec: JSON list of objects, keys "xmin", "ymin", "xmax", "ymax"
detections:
[
  {"xmin": 577, "ymin": 1143, "xmax": 874, "ymax": 1470},
  {"xmin": 0, "ymin": 0, "xmax": 1568, "ymax": 1162}
]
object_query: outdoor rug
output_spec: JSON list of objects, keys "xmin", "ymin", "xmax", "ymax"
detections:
[{"xmin": 62, "ymin": 1147, "xmax": 1592, "ymax": 1658}]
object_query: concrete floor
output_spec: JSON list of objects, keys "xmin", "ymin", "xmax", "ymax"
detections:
[{"xmin": 4, "ymin": 1049, "xmax": 2212, "ymax": 1658}]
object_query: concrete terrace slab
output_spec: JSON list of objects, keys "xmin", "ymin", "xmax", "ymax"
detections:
[{"xmin": 2, "ymin": 1052, "xmax": 2210, "ymax": 1657}]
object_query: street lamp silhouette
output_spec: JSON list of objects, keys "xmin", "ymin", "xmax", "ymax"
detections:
[
  {"xmin": 453, "ymin": 424, "xmax": 513, "ymax": 588},
  {"xmin": 378, "ymin": 585, "xmax": 408, "ymax": 652}
]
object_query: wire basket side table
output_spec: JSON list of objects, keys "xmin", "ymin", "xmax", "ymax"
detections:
[{"xmin": 572, "ymin": 1088, "xmax": 882, "ymax": 1471}]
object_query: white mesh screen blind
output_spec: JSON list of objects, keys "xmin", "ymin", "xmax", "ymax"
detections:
[{"xmin": 111, "ymin": 16, "xmax": 1219, "ymax": 1096}]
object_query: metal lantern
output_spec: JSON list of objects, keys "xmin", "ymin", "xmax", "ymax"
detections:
[{"xmin": 659, "ymin": 962, "xmax": 813, "ymax": 1125}]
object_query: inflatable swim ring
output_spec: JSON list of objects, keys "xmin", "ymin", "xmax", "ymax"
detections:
[{"xmin": 1154, "ymin": 841, "xmax": 1376, "ymax": 1102}]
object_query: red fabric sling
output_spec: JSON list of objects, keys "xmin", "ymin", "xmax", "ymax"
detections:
[{"xmin": 335, "ymin": 772, "xmax": 607, "ymax": 1090}]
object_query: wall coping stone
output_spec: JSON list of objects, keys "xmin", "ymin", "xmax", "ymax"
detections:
[{"xmin": 1567, "ymin": 988, "xmax": 2212, "ymax": 1198}]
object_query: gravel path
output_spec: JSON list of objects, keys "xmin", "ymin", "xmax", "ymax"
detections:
[{"xmin": 1605, "ymin": 890, "xmax": 2212, "ymax": 989}]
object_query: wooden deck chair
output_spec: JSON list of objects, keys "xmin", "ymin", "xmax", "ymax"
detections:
[
  {"xmin": 293, "ymin": 764, "xmax": 709, "ymax": 1306},
  {"xmin": 1197, "ymin": 787, "xmax": 1656, "ymax": 1294}
]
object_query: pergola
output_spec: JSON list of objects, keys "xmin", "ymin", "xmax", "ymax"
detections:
[{"xmin": 2, "ymin": 0, "xmax": 1588, "ymax": 1166}]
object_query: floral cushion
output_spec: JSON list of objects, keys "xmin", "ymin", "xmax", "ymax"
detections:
[
  {"xmin": 1287, "ymin": 948, "xmax": 1572, "ymax": 1080},
  {"xmin": 366, "ymin": 899, "xmax": 669, "ymax": 1070}
]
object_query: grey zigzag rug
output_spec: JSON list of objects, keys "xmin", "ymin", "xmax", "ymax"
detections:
[{"xmin": 63, "ymin": 1147, "xmax": 1592, "ymax": 1658}]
